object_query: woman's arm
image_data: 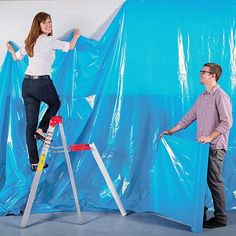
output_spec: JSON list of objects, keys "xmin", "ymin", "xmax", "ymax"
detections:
[
  {"xmin": 6, "ymin": 42, "xmax": 18, "ymax": 61},
  {"xmin": 69, "ymin": 28, "xmax": 80, "ymax": 50}
]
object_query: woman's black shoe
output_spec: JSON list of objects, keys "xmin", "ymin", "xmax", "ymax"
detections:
[
  {"xmin": 34, "ymin": 132, "xmax": 46, "ymax": 142},
  {"xmin": 31, "ymin": 163, "xmax": 49, "ymax": 172}
]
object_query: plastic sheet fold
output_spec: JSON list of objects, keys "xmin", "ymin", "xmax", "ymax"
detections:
[{"xmin": 152, "ymin": 136, "xmax": 209, "ymax": 232}]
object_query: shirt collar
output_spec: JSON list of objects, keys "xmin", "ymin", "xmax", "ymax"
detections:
[
  {"xmin": 204, "ymin": 84, "xmax": 219, "ymax": 95},
  {"xmin": 39, "ymin": 34, "xmax": 48, "ymax": 38}
]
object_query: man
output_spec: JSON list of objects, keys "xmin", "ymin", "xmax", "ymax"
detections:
[{"xmin": 160, "ymin": 63, "xmax": 232, "ymax": 228}]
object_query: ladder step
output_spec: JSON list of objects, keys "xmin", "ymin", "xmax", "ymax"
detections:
[
  {"xmin": 69, "ymin": 144, "xmax": 90, "ymax": 152},
  {"xmin": 49, "ymin": 144, "xmax": 90, "ymax": 153}
]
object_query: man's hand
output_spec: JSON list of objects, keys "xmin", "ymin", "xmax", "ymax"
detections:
[
  {"xmin": 159, "ymin": 125, "xmax": 182, "ymax": 138},
  {"xmin": 198, "ymin": 136, "xmax": 211, "ymax": 144},
  {"xmin": 159, "ymin": 130, "xmax": 172, "ymax": 138}
]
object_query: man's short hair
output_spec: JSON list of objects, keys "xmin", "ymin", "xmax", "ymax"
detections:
[{"xmin": 204, "ymin": 63, "xmax": 222, "ymax": 82}]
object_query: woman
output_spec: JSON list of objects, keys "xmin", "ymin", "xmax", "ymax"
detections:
[{"xmin": 6, "ymin": 12, "xmax": 80, "ymax": 171}]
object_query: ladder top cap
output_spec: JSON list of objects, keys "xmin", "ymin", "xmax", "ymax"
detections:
[{"xmin": 50, "ymin": 116, "xmax": 63, "ymax": 127}]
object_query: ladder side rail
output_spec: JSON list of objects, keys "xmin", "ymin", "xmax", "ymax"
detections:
[
  {"xmin": 89, "ymin": 143, "xmax": 127, "ymax": 216},
  {"xmin": 59, "ymin": 123, "xmax": 83, "ymax": 224},
  {"xmin": 20, "ymin": 125, "xmax": 55, "ymax": 228}
]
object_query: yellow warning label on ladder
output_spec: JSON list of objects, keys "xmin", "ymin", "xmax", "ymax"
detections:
[{"xmin": 37, "ymin": 154, "xmax": 46, "ymax": 172}]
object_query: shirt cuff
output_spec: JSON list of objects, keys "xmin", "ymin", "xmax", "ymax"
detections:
[
  {"xmin": 215, "ymin": 126, "xmax": 226, "ymax": 135},
  {"xmin": 15, "ymin": 50, "xmax": 24, "ymax": 60},
  {"xmin": 62, "ymin": 42, "xmax": 70, "ymax": 52}
]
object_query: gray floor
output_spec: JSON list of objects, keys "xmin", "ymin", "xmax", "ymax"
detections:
[{"xmin": 0, "ymin": 211, "xmax": 236, "ymax": 236}]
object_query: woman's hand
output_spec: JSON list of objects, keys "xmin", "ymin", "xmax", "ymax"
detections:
[
  {"xmin": 69, "ymin": 29, "xmax": 81, "ymax": 50},
  {"xmin": 6, "ymin": 42, "xmax": 15, "ymax": 54},
  {"xmin": 6, "ymin": 42, "xmax": 18, "ymax": 60},
  {"xmin": 73, "ymin": 28, "xmax": 80, "ymax": 39}
]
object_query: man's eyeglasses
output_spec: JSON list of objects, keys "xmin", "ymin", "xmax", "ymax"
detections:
[{"xmin": 200, "ymin": 70, "xmax": 213, "ymax": 75}]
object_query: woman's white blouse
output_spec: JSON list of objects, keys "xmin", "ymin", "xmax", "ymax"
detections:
[{"xmin": 16, "ymin": 34, "xmax": 70, "ymax": 76}]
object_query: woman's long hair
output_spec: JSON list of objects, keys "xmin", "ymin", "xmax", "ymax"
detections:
[{"xmin": 25, "ymin": 12, "xmax": 52, "ymax": 57}]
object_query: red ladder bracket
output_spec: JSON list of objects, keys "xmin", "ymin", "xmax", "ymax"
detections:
[{"xmin": 69, "ymin": 144, "xmax": 91, "ymax": 152}]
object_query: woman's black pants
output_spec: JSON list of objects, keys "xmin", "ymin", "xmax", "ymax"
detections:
[{"xmin": 22, "ymin": 76, "xmax": 60, "ymax": 164}]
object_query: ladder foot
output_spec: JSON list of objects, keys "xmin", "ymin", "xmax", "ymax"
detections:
[{"xmin": 20, "ymin": 224, "xmax": 27, "ymax": 229}]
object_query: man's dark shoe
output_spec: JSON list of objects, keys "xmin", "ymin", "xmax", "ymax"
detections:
[
  {"xmin": 203, "ymin": 217, "xmax": 226, "ymax": 229},
  {"xmin": 34, "ymin": 132, "xmax": 46, "ymax": 142},
  {"xmin": 203, "ymin": 207, "xmax": 208, "ymax": 222},
  {"xmin": 203, "ymin": 212, "xmax": 207, "ymax": 223}
]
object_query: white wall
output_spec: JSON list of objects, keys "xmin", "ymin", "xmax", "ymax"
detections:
[{"xmin": 0, "ymin": 0, "xmax": 125, "ymax": 67}]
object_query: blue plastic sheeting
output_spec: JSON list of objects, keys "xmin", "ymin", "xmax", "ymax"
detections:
[
  {"xmin": 0, "ymin": 0, "xmax": 236, "ymax": 222},
  {"xmin": 153, "ymin": 136, "xmax": 209, "ymax": 232}
]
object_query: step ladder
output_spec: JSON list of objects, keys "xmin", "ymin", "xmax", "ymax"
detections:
[{"xmin": 20, "ymin": 116, "xmax": 127, "ymax": 228}]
